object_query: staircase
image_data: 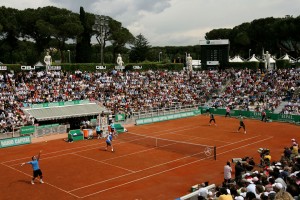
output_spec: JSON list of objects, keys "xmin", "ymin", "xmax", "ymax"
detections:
[
  {"xmin": 273, "ymin": 101, "xmax": 289, "ymax": 114},
  {"xmin": 292, "ymin": 87, "xmax": 300, "ymax": 100}
]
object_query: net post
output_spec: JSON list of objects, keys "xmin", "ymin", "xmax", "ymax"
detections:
[{"xmin": 214, "ymin": 146, "xmax": 216, "ymax": 160}]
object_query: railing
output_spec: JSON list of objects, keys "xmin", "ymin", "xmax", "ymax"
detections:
[
  {"xmin": 0, "ymin": 125, "xmax": 67, "ymax": 140},
  {"xmin": 131, "ymin": 104, "xmax": 204, "ymax": 120},
  {"xmin": 176, "ymin": 184, "xmax": 216, "ymax": 200}
]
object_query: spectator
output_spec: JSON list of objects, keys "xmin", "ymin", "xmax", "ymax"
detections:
[
  {"xmin": 224, "ymin": 161, "xmax": 232, "ymax": 184},
  {"xmin": 235, "ymin": 161, "xmax": 244, "ymax": 184}
]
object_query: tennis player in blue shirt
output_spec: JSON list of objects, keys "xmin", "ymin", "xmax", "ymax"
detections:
[
  {"xmin": 106, "ymin": 132, "xmax": 114, "ymax": 152},
  {"xmin": 21, "ymin": 150, "xmax": 44, "ymax": 184}
]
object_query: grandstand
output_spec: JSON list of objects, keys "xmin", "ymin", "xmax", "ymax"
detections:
[{"xmin": 0, "ymin": 67, "xmax": 300, "ymax": 199}]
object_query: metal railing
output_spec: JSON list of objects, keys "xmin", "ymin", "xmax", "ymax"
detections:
[{"xmin": 131, "ymin": 104, "xmax": 203, "ymax": 120}]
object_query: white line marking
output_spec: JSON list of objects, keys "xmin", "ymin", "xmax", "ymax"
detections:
[
  {"xmin": 79, "ymin": 136, "xmax": 273, "ymax": 198},
  {"xmin": 0, "ymin": 162, "xmax": 80, "ymax": 199},
  {"xmin": 72, "ymin": 153, "xmax": 135, "ymax": 173}
]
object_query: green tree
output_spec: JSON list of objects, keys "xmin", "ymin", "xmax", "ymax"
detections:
[
  {"xmin": 36, "ymin": 6, "xmax": 83, "ymax": 62},
  {"xmin": 129, "ymin": 34, "xmax": 151, "ymax": 62},
  {"xmin": 108, "ymin": 18, "xmax": 134, "ymax": 61},
  {"xmin": 0, "ymin": 6, "xmax": 20, "ymax": 63},
  {"xmin": 75, "ymin": 7, "xmax": 93, "ymax": 63},
  {"xmin": 205, "ymin": 28, "xmax": 232, "ymax": 40}
]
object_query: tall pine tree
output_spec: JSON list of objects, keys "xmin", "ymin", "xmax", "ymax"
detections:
[{"xmin": 75, "ymin": 7, "xmax": 92, "ymax": 63}]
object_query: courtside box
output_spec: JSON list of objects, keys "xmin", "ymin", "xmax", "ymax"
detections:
[{"xmin": 68, "ymin": 129, "xmax": 84, "ymax": 141}]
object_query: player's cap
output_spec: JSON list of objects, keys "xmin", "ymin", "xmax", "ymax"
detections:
[{"xmin": 292, "ymin": 139, "xmax": 296, "ymax": 141}]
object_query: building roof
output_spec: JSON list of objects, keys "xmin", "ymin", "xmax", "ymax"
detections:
[{"xmin": 23, "ymin": 103, "xmax": 107, "ymax": 121}]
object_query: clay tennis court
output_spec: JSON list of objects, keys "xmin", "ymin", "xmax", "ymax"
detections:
[{"xmin": 0, "ymin": 115, "xmax": 299, "ymax": 200}]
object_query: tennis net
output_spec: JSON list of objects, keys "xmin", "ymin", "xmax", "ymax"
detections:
[{"xmin": 117, "ymin": 132, "xmax": 216, "ymax": 160}]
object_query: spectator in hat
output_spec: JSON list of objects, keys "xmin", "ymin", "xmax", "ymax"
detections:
[{"xmin": 272, "ymin": 182, "xmax": 283, "ymax": 192}]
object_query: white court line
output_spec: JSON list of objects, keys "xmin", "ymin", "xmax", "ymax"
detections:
[
  {"xmin": 70, "ymin": 142, "xmax": 210, "ymax": 192},
  {"xmin": 1, "ymin": 142, "xmax": 101, "ymax": 164},
  {"xmin": 0, "ymin": 162, "xmax": 81, "ymax": 199},
  {"xmin": 1, "ymin": 121, "xmax": 270, "ymax": 199},
  {"xmin": 4, "ymin": 123, "xmax": 216, "ymax": 166},
  {"xmin": 72, "ymin": 153, "xmax": 135, "ymax": 173},
  {"xmin": 78, "ymin": 136, "xmax": 274, "ymax": 199},
  {"xmin": 217, "ymin": 135, "xmax": 262, "ymax": 149},
  {"xmin": 68, "ymin": 134, "xmax": 261, "ymax": 192},
  {"xmin": 7, "ymin": 124, "xmax": 245, "ymax": 167}
]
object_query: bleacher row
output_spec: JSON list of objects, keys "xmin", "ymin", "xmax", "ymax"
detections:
[{"xmin": 0, "ymin": 68, "xmax": 299, "ymax": 135}]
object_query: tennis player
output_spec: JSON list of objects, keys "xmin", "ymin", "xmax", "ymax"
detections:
[
  {"xmin": 105, "ymin": 132, "xmax": 114, "ymax": 152},
  {"xmin": 208, "ymin": 112, "xmax": 217, "ymax": 126},
  {"xmin": 237, "ymin": 115, "xmax": 246, "ymax": 134},
  {"xmin": 21, "ymin": 150, "xmax": 44, "ymax": 184}
]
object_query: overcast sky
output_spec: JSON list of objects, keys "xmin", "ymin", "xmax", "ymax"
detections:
[{"xmin": 1, "ymin": 0, "xmax": 300, "ymax": 46}]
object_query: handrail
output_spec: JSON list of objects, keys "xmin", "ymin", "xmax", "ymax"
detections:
[{"xmin": 177, "ymin": 184, "xmax": 216, "ymax": 200}]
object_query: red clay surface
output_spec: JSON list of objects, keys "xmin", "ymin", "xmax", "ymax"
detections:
[{"xmin": 0, "ymin": 115, "xmax": 299, "ymax": 200}]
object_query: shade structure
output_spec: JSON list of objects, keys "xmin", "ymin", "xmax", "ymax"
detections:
[{"xmin": 23, "ymin": 103, "xmax": 107, "ymax": 121}]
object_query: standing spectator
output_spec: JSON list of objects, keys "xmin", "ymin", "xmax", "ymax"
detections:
[
  {"xmin": 291, "ymin": 142, "xmax": 298, "ymax": 159},
  {"xmin": 235, "ymin": 161, "xmax": 244, "ymax": 184},
  {"xmin": 224, "ymin": 161, "xmax": 232, "ymax": 184}
]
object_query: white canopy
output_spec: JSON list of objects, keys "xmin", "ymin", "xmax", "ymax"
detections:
[
  {"xmin": 34, "ymin": 61, "xmax": 44, "ymax": 67},
  {"xmin": 269, "ymin": 57, "xmax": 276, "ymax": 63},
  {"xmin": 230, "ymin": 55, "xmax": 244, "ymax": 62},
  {"xmin": 280, "ymin": 53, "xmax": 296, "ymax": 63},
  {"xmin": 248, "ymin": 54, "xmax": 260, "ymax": 62}
]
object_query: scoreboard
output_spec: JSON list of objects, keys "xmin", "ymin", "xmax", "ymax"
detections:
[{"xmin": 200, "ymin": 39, "xmax": 229, "ymax": 69}]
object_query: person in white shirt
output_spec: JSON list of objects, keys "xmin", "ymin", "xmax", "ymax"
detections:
[{"xmin": 224, "ymin": 161, "xmax": 232, "ymax": 184}]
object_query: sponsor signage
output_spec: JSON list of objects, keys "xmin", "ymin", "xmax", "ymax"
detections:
[
  {"xmin": 47, "ymin": 66, "xmax": 61, "ymax": 70},
  {"xmin": 0, "ymin": 136, "xmax": 31, "ymax": 148},
  {"xmin": 96, "ymin": 66, "xmax": 106, "ymax": 70},
  {"xmin": 133, "ymin": 66, "xmax": 142, "ymax": 69},
  {"xmin": 115, "ymin": 66, "xmax": 125, "ymax": 70},
  {"xmin": 207, "ymin": 61, "xmax": 220, "ymax": 65},
  {"xmin": 21, "ymin": 66, "xmax": 35, "ymax": 70},
  {"xmin": 20, "ymin": 126, "xmax": 35, "ymax": 135},
  {"xmin": 136, "ymin": 110, "xmax": 201, "ymax": 125},
  {"xmin": 200, "ymin": 39, "xmax": 229, "ymax": 45},
  {"xmin": 115, "ymin": 114, "xmax": 125, "ymax": 121},
  {"xmin": 0, "ymin": 66, "xmax": 7, "ymax": 70}
]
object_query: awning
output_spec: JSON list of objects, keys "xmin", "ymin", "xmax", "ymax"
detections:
[{"xmin": 23, "ymin": 103, "xmax": 107, "ymax": 121}]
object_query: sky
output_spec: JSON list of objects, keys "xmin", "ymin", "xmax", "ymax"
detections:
[{"xmin": 1, "ymin": 0, "xmax": 300, "ymax": 47}]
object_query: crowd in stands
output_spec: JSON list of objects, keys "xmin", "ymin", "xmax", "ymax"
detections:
[
  {"xmin": 210, "ymin": 68, "xmax": 299, "ymax": 113},
  {"xmin": 0, "ymin": 68, "xmax": 299, "ymax": 133},
  {"xmin": 282, "ymin": 103, "xmax": 300, "ymax": 115},
  {"xmin": 196, "ymin": 139, "xmax": 300, "ymax": 200}
]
